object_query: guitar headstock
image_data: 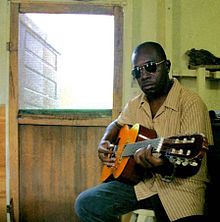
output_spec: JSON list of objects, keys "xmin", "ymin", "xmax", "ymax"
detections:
[{"xmin": 161, "ymin": 133, "xmax": 208, "ymax": 166}]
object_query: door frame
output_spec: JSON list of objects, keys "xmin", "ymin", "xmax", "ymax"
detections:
[{"xmin": 9, "ymin": 2, "xmax": 123, "ymax": 220}]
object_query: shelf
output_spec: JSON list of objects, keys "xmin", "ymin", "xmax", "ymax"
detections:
[
  {"xmin": 172, "ymin": 70, "xmax": 197, "ymax": 78},
  {"xmin": 205, "ymin": 71, "xmax": 220, "ymax": 80},
  {"xmin": 172, "ymin": 69, "xmax": 220, "ymax": 80}
]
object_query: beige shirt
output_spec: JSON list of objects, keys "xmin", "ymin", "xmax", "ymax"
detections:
[{"xmin": 117, "ymin": 78, "xmax": 213, "ymax": 221}]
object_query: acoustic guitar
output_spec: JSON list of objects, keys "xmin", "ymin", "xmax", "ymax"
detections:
[{"xmin": 100, "ymin": 123, "xmax": 208, "ymax": 185}]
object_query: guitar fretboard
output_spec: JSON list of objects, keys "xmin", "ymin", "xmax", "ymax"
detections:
[{"xmin": 121, "ymin": 138, "xmax": 164, "ymax": 157}]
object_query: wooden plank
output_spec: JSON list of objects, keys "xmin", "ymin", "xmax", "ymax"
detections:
[
  {"xmin": 112, "ymin": 6, "xmax": 123, "ymax": 119},
  {"xmin": 0, "ymin": 104, "xmax": 6, "ymax": 222},
  {"xmin": 18, "ymin": 116, "xmax": 112, "ymax": 126},
  {"xmin": 17, "ymin": 110, "xmax": 112, "ymax": 126},
  {"xmin": 9, "ymin": 3, "xmax": 20, "ymax": 222},
  {"xmin": 19, "ymin": 2, "xmax": 115, "ymax": 14}
]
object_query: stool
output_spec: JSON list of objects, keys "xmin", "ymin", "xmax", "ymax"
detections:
[{"xmin": 129, "ymin": 209, "xmax": 156, "ymax": 222}]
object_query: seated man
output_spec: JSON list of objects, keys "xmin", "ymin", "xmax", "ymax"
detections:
[{"xmin": 75, "ymin": 41, "xmax": 213, "ymax": 222}]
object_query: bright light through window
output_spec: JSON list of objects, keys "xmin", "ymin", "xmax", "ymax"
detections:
[{"xmin": 20, "ymin": 13, "xmax": 114, "ymax": 109}]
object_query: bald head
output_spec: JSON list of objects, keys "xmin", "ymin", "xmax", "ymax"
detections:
[{"xmin": 132, "ymin": 42, "xmax": 167, "ymax": 64}]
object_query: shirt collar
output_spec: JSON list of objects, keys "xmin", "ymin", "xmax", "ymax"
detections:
[{"xmin": 164, "ymin": 78, "xmax": 181, "ymax": 111}]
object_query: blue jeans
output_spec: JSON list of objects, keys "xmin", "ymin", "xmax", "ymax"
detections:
[{"xmin": 74, "ymin": 180, "xmax": 169, "ymax": 222}]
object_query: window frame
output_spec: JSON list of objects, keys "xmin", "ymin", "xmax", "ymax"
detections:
[{"xmin": 11, "ymin": 2, "xmax": 123, "ymax": 125}]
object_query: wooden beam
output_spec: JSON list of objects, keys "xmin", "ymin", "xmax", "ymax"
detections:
[{"xmin": 9, "ymin": 3, "xmax": 20, "ymax": 222}]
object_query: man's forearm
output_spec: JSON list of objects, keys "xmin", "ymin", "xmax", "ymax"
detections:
[{"xmin": 101, "ymin": 120, "xmax": 122, "ymax": 143}]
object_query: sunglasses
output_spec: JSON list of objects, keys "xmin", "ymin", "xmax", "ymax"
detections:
[{"xmin": 132, "ymin": 60, "xmax": 166, "ymax": 79}]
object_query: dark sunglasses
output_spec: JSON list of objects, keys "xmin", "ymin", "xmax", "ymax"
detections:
[{"xmin": 132, "ymin": 60, "xmax": 166, "ymax": 78}]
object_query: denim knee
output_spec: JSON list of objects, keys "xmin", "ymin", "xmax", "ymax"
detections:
[{"xmin": 74, "ymin": 192, "xmax": 87, "ymax": 218}]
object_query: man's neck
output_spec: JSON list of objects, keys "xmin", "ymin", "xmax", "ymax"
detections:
[
  {"xmin": 149, "ymin": 96, "xmax": 167, "ymax": 118},
  {"xmin": 147, "ymin": 78, "xmax": 174, "ymax": 118}
]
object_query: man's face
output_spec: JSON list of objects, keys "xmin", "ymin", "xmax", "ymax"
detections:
[{"xmin": 132, "ymin": 48, "xmax": 169, "ymax": 99}]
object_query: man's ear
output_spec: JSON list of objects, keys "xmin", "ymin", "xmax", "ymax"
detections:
[{"xmin": 165, "ymin": 60, "xmax": 171, "ymax": 72}]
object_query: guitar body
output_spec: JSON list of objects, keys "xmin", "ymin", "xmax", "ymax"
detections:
[{"xmin": 100, "ymin": 124, "xmax": 157, "ymax": 185}]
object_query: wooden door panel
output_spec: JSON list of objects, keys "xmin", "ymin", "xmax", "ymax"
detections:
[{"xmin": 19, "ymin": 124, "xmax": 105, "ymax": 222}]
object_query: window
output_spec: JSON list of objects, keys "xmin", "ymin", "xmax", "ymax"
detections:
[
  {"xmin": 19, "ymin": 13, "xmax": 114, "ymax": 109},
  {"xmin": 15, "ymin": 3, "xmax": 123, "ymax": 114}
]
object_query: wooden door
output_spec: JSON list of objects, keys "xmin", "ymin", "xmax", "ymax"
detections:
[
  {"xmin": 19, "ymin": 124, "xmax": 105, "ymax": 222},
  {"xmin": 9, "ymin": 2, "xmax": 123, "ymax": 222}
]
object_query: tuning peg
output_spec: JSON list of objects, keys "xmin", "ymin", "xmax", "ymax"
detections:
[
  {"xmin": 175, "ymin": 158, "xmax": 182, "ymax": 165},
  {"xmin": 183, "ymin": 138, "xmax": 188, "ymax": 143},
  {"xmin": 178, "ymin": 149, "xmax": 183, "ymax": 154},
  {"xmin": 182, "ymin": 160, "xmax": 189, "ymax": 166},
  {"xmin": 186, "ymin": 150, "xmax": 191, "ymax": 156},
  {"xmin": 190, "ymin": 138, "xmax": 195, "ymax": 143},
  {"xmin": 175, "ymin": 138, "xmax": 180, "ymax": 143},
  {"xmin": 171, "ymin": 148, "xmax": 176, "ymax": 154},
  {"xmin": 189, "ymin": 161, "xmax": 198, "ymax": 166}
]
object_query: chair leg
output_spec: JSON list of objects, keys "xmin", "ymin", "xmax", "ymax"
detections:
[{"xmin": 129, "ymin": 209, "xmax": 156, "ymax": 222}]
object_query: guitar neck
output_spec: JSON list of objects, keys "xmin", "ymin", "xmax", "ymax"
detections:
[{"xmin": 121, "ymin": 138, "xmax": 164, "ymax": 157}]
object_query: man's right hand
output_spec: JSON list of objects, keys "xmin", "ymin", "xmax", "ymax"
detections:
[{"xmin": 98, "ymin": 140, "xmax": 116, "ymax": 167}]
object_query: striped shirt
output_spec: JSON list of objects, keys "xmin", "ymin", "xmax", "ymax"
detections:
[{"xmin": 116, "ymin": 78, "xmax": 213, "ymax": 221}]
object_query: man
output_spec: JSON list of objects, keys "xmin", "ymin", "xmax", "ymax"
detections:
[{"xmin": 74, "ymin": 41, "xmax": 213, "ymax": 222}]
